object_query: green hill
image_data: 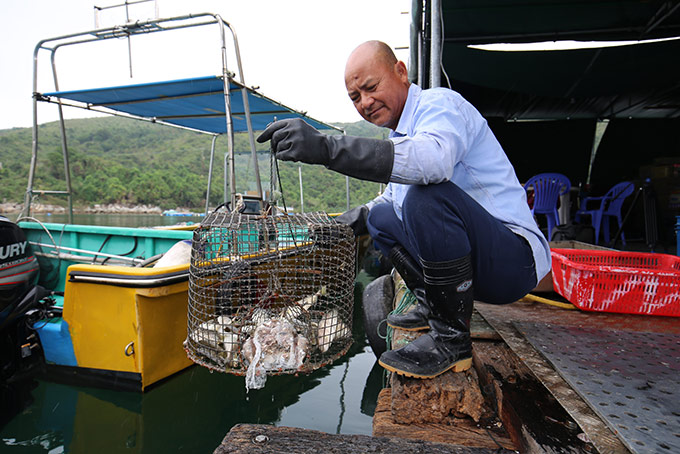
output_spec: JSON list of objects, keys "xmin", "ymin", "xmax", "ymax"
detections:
[{"xmin": 0, "ymin": 117, "xmax": 389, "ymax": 212}]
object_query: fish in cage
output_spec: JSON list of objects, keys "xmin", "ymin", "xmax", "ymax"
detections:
[{"xmin": 185, "ymin": 210, "xmax": 356, "ymax": 390}]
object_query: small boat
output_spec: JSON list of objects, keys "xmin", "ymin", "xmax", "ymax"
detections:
[
  {"xmin": 6, "ymin": 12, "xmax": 340, "ymax": 391},
  {"xmin": 18, "ymin": 221, "xmax": 195, "ymax": 390},
  {"xmin": 161, "ymin": 209, "xmax": 202, "ymax": 217}
]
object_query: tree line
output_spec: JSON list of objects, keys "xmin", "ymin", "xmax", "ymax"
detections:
[{"xmin": 0, "ymin": 117, "xmax": 388, "ymax": 212}]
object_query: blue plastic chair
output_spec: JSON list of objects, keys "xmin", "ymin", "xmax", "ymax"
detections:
[
  {"xmin": 575, "ymin": 181, "xmax": 635, "ymax": 245},
  {"xmin": 523, "ymin": 173, "xmax": 571, "ymax": 240}
]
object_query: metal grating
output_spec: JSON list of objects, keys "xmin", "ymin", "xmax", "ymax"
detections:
[
  {"xmin": 184, "ymin": 209, "xmax": 356, "ymax": 390},
  {"xmin": 515, "ymin": 322, "xmax": 680, "ymax": 453}
]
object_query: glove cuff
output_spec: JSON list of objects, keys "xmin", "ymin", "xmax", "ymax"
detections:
[{"xmin": 326, "ymin": 136, "xmax": 394, "ymax": 184}]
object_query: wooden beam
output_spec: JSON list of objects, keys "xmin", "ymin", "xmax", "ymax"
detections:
[
  {"xmin": 476, "ymin": 302, "xmax": 631, "ymax": 454},
  {"xmin": 474, "ymin": 340, "xmax": 594, "ymax": 453},
  {"xmin": 215, "ymin": 423, "xmax": 515, "ymax": 453}
]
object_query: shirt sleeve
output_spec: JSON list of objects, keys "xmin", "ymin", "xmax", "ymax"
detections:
[
  {"xmin": 389, "ymin": 91, "xmax": 476, "ymax": 185},
  {"xmin": 366, "ymin": 184, "xmax": 392, "ymax": 210}
]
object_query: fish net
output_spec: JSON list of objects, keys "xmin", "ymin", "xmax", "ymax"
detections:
[{"xmin": 185, "ymin": 208, "xmax": 356, "ymax": 387}]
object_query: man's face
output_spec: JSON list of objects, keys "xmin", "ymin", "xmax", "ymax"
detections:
[{"xmin": 345, "ymin": 50, "xmax": 409, "ymax": 130}]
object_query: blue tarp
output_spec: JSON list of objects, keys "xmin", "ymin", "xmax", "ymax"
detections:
[{"xmin": 43, "ymin": 76, "xmax": 334, "ymax": 134}]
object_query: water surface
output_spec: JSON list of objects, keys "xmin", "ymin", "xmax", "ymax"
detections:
[{"xmin": 1, "ymin": 214, "xmax": 385, "ymax": 453}]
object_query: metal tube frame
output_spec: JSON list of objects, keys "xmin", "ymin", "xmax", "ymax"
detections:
[
  {"xmin": 298, "ymin": 166, "xmax": 304, "ymax": 213},
  {"xmin": 229, "ymin": 27, "xmax": 263, "ymax": 202},
  {"xmin": 409, "ymin": 0, "xmax": 421, "ymax": 84},
  {"xmin": 429, "ymin": 0, "xmax": 442, "ymax": 88},
  {"xmin": 205, "ymin": 134, "xmax": 218, "ymax": 215},
  {"xmin": 34, "ymin": 93, "xmax": 292, "ymax": 130},
  {"xmin": 20, "ymin": 13, "xmax": 253, "ymax": 220},
  {"xmin": 49, "ymin": 51, "xmax": 74, "ymax": 223}
]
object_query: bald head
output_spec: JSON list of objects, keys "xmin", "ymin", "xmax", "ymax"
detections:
[
  {"xmin": 346, "ymin": 40, "xmax": 397, "ymax": 71},
  {"xmin": 344, "ymin": 41, "xmax": 410, "ymax": 130}
]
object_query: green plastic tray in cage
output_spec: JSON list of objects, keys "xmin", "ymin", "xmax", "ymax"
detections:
[
  {"xmin": 185, "ymin": 211, "xmax": 356, "ymax": 391},
  {"xmin": 276, "ymin": 223, "xmax": 310, "ymax": 246},
  {"xmin": 199, "ymin": 222, "xmax": 310, "ymax": 259}
]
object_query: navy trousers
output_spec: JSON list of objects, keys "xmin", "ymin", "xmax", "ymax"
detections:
[{"xmin": 366, "ymin": 182, "xmax": 537, "ymax": 305}]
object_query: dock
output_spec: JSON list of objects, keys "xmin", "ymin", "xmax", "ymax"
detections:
[{"xmin": 215, "ymin": 285, "xmax": 680, "ymax": 453}]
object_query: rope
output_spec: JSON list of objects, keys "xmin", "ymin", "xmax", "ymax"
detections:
[
  {"xmin": 522, "ymin": 293, "xmax": 576, "ymax": 310},
  {"xmin": 269, "ymin": 143, "xmax": 290, "ymax": 215},
  {"xmin": 273, "ymin": 157, "xmax": 289, "ymax": 215},
  {"xmin": 269, "ymin": 146, "xmax": 301, "ymax": 250},
  {"xmin": 381, "ymin": 282, "xmax": 417, "ymax": 352},
  {"xmin": 380, "ymin": 282, "xmax": 417, "ymax": 385},
  {"xmin": 16, "ymin": 216, "xmax": 62, "ymax": 289}
]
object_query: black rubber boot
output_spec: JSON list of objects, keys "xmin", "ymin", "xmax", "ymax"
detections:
[
  {"xmin": 385, "ymin": 246, "xmax": 430, "ymax": 331},
  {"xmin": 379, "ymin": 255, "xmax": 474, "ymax": 379}
]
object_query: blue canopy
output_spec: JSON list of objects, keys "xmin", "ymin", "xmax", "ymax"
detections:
[{"xmin": 42, "ymin": 76, "xmax": 335, "ymax": 134}]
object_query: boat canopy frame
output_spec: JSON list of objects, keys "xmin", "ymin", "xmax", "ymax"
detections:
[{"xmin": 21, "ymin": 12, "xmax": 342, "ymax": 222}]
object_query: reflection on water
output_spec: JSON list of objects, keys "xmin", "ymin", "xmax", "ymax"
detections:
[{"xmin": 0, "ymin": 220, "xmax": 385, "ymax": 453}]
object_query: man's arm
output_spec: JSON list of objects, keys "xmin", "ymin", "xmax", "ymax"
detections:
[
  {"xmin": 389, "ymin": 90, "xmax": 477, "ymax": 185},
  {"xmin": 257, "ymin": 119, "xmax": 394, "ymax": 184}
]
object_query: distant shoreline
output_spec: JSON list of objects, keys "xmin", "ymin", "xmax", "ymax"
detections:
[{"xmin": 0, "ymin": 202, "xmax": 175, "ymax": 215}]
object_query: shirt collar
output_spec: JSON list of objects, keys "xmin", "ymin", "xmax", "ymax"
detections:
[{"xmin": 391, "ymin": 83, "xmax": 420, "ymax": 138}]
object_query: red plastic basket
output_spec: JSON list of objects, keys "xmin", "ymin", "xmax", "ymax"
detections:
[{"xmin": 551, "ymin": 248, "xmax": 680, "ymax": 317}]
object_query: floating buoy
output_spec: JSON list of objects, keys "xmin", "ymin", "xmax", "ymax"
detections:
[{"xmin": 361, "ymin": 274, "xmax": 394, "ymax": 358}]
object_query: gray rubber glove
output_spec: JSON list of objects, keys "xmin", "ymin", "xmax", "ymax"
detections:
[
  {"xmin": 335, "ymin": 205, "xmax": 370, "ymax": 236},
  {"xmin": 256, "ymin": 118, "xmax": 394, "ymax": 184}
]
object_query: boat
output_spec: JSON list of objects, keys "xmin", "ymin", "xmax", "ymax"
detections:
[
  {"xmin": 6, "ymin": 12, "xmax": 342, "ymax": 391},
  {"xmin": 161, "ymin": 209, "xmax": 202, "ymax": 217}
]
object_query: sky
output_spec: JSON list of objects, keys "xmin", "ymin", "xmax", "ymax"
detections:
[{"xmin": 0, "ymin": 0, "xmax": 411, "ymax": 130}]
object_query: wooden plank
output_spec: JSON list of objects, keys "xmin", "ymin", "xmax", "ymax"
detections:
[
  {"xmin": 215, "ymin": 423, "xmax": 515, "ymax": 453},
  {"xmin": 473, "ymin": 340, "xmax": 593, "ymax": 453},
  {"xmin": 476, "ymin": 302, "xmax": 631, "ymax": 454},
  {"xmin": 471, "ymin": 310, "xmax": 502, "ymax": 340},
  {"xmin": 373, "ymin": 388, "xmax": 516, "ymax": 451},
  {"xmin": 477, "ymin": 299, "xmax": 680, "ymax": 335}
]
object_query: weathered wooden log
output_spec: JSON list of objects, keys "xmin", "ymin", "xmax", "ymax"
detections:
[
  {"xmin": 215, "ymin": 423, "xmax": 515, "ymax": 454},
  {"xmin": 389, "ymin": 325, "xmax": 488, "ymax": 424},
  {"xmin": 390, "ymin": 366, "xmax": 487, "ymax": 423},
  {"xmin": 373, "ymin": 389, "xmax": 516, "ymax": 451}
]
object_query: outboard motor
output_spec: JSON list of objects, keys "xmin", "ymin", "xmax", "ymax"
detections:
[
  {"xmin": 0, "ymin": 216, "xmax": 40, "ymax": 325},
  {"xmin": 0, "ymin": 215, "xmax": 41, "ymax": 379}
]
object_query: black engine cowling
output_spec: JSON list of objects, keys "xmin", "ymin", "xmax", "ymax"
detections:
[{"xmin": 0, "ymin": 215, "xmax": 40, "ymax": 326}]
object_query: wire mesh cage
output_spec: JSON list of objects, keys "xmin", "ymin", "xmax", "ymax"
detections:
[{"xmin": 185, "ymin": 209, "xmax": 356, "ymax": 389}]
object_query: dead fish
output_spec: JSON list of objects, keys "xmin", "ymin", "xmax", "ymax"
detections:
[
  {"xmin": 251, "ymin": 307, "xmax": 272, "ymax": 324},
  {"xmin": 317, "ymin": 309, "xmax": 350, "ymax": 353},
  {"xmin": 282, "ymin": 285, "xmax": 327, "ymax": 320},
  {"xmin": 189, "ymin": 315, "xmax": 240, "ymax": 367},
  {"xmin": 193, "ymin": 315, "xmax": 234, "ymax": 348},
  {"xmin": 241, "ymin": 307, "xmax": 273, "ymax": 335},
  {"xmin": 300, "ymin": 285, "xmax": 327, "ymax": 310}
]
